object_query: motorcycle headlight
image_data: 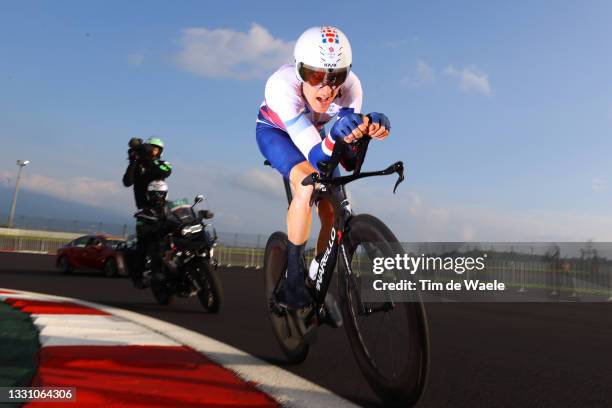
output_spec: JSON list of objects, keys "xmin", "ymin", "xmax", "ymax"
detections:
[{"xmin": 181, "ymin": 224, "xmax": 203, "ymax": 236}]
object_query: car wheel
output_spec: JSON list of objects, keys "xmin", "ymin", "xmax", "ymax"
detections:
[
  {"xmin": 103, "ymin": 258, "xmax": 119, "ymax": 278},
  {"xmin": 58, "ymin": 256, "xmax": 73, "ymax": 274}
]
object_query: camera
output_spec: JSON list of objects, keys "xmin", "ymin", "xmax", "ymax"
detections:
[{"xmin": 128, "ymin": 138, "xmax": 152, "ymax": 162}]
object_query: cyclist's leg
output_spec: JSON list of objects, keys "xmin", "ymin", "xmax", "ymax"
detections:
[
  {"xmin": 316, "ymin": 199, "xmax": 334, "ymax": 254},
  {"xmin": 257, "ymin": 124, "xmax": 314, "ymax": 308},
  {"xmin": 284, "ymin": 162, "xmax": 316, "ymax": 308},
  {"xmin": 288, "ymin": 161, "xmax": 316, "ymax": 243}
]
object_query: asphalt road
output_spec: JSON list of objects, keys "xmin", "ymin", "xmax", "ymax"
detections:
[{"xmin": 1, "ymin": 252, "xmax": 612, "ymax": 407}]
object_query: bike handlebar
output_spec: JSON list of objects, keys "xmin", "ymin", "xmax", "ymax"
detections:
[{"xmin": 301, "ymin": 135, "xmax": 405, "ymax": 193}]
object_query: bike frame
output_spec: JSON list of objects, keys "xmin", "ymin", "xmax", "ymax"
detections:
[{"xmin": 273, "ymin": 136, "xmax": 404, "ymax": 320}]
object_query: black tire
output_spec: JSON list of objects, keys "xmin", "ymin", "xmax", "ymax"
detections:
[
  {"xmin": 151, "ymin": 278, "xmax": 174, "ymax": 305},
  {"xmin": 263, "ymin": 231, "xmax": 309, "ymax": 363},
  {"xmin": 58, "ymin": 255, "xmax": 73, "ymax": 274},
  {"xmin": 103, "ymin": 258, "xmax": 119, "ymax": 278},
  {"xmin": 338, "ymin": 214, "xmax": 429, "ymax": 406},
  {"xmin": 195, "ymin": 259, "xmax": 223, "ymax": 313}
]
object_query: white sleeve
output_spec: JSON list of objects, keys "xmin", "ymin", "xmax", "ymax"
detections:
[
  {"xmin": 339, "ymin": 72, "xmax": 363, "ymax": 114},
  {"xmin": 265, "ymin": 70, "xmax": 324, "ymax": 159}
]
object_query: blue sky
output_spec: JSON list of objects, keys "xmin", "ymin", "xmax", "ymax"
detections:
[{"xmin": 2, "ymin": 1, "xmax": 612, "ymax": 240}]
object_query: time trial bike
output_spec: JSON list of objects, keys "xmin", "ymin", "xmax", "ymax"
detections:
[{"xmin": 263, "ymin": 136, "xmax": 429, "ymax": 406}]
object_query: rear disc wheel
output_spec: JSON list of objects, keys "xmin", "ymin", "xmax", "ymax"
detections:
[{"xmin": 263, "ymin": 231, "xmax": 309, "ymax": 363}]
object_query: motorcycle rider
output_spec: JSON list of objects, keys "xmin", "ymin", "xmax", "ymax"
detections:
[
  {"xmin": 256, "ymin": 27, "xmax": 391, "ymax": 314},
  {"xmin": 134, "ymin": 180, "xmax": 170, "ymax": 285},
  {"xmin": 122, "ymin": 137, "xmax": 172, "ymax": 288}
]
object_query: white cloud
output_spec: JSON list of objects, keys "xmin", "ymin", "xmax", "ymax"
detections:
[
  {"xmin": 226, "ymin": 168, "xmax": 285, "ymax": 201},
  {"xmin": 0, "ymin": 170, "xmax": 125, "ymax": 209},
  {"xmin": 445, "ymin": 65, "xmax": 491, "ymax": 95},
  {"xmin": 350, "ymin": 183, "xmax": 612, "ymax": 241},
  {"xmin": 592, "ymin": 177, "xmax": 607, "ymax": 191},
  {"xmin": 173, "ymin": 23, "xmax": 294, "ymax": 80},
  {"xmin": 127, "ymin": 53, "xmax": 145, "ymax": 65},
  {"xmin": 401, "ymin": 60, "xmax": 435, "ymax": 87},
  {"xmin": 415, "ymin": 60, "xmax": 434, "ymax": 85}
]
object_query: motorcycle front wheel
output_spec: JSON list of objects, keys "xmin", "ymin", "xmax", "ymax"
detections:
[
  {"xmin": 151, "ymin": 273, "xmax": 174, "ymax": 306},
  {"xmin": 194, "ymin": 258, "xmax": 223, "ymax": 313}
]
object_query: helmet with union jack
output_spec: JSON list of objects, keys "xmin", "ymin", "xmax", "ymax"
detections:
[{"xmin": 293, "ymin": 26, "xmax": 352, "ymax": 88}]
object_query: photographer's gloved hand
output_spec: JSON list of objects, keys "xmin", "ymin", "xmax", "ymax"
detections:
[{"xmin": 128, "ymin": 137, "xmax": 143, "ymax": 163}]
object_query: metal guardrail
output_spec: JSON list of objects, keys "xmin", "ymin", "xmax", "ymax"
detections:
[
  {"xmin": 0, "ymin": 233, "xmax": 315, "ymax": 271},
  {"xmin": 0, "ymin": 235, "xmax": 66, "ymax": 254}
]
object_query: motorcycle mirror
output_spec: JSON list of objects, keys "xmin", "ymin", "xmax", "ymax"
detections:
[{"xmin": 194, "ymin": 195, "xmax": 204, "ymax": 205}]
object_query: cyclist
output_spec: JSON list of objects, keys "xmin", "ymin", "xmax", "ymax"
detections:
[
  {"xmin": 123, "ymin": 137, "xmax": 172, "ymax": 288},
  {"xmin": 256, "ymin": 26, "xmax": 391, "ymax": 311}
]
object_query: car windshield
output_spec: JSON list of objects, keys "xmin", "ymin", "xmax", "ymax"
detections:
[{"xmin": 105, "ymin": 240, "xmax": 124, "ymax": 249}]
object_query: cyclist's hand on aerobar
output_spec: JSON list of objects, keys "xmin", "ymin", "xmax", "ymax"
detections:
[
  {"xmin": 330, "ymin": 113, "xmax": 370, "ymax": 144},
  {"xmin": 367, "ymin": 112, "xmax": 391, "ymax": 140}
]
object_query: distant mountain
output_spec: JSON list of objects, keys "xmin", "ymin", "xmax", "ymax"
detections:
[{"xmin": 0, "ymin": 185, "xmax": 133, "ymax": 234}]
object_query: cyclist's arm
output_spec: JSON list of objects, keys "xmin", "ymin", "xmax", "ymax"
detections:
[
  {"xmin": 308, "ymin": 73, "xmax": 364, "ymax": 169},
  {"xmin": 265, "ymin": 74, "xmax": 329, "ymax": 171}
]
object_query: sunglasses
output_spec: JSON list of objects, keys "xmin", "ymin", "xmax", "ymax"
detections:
[{"xmin": 297, "ymin": 63, "xmax": 350, "ymax": 89}]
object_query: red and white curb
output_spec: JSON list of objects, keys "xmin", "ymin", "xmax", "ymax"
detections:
[{"xmin": 0, "ymin": 288, "xmax": 357, "ymax": 408}]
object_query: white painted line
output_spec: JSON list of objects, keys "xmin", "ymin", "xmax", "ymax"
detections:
[
  {"xmin": 1, "ymin": 288, "xmax": 358, "ymax": 408},
  {"xmin": 33, "ymin": 315, "xmax": 180, "ymax": 347}
]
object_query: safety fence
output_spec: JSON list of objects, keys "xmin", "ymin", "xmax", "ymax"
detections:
[
  {"xmin": 0, "ymin": 213, "xmax": 131, "ymax": 237},
  {"xmin": 0, "ymin": 231, "xmax": 318, "ymax": 271},
  {"xmin": 0, "ymin": 230, "xmax": 285, "ymax": 269},
  {"xmin": 354, "ymin": 255, "xmax": 612, "ymax": 301}
]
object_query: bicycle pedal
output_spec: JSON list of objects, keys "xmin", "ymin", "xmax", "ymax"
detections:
[
  {"xmin": 290, "ymin": 307, "xmax": 318, "ymax": 345},
  {"xmin": 269, "ymin": 296, "xmax": 288, "ymax": 316}
]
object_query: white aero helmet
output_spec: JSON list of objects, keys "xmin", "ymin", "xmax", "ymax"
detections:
[{"xmin": 294, "ymin": 26, "xmax": 352, "ymax": 88}]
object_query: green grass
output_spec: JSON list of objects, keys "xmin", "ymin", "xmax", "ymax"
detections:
[{"xmin": 0, "ymin": 302, "xmax": 39, "ymax": 389}]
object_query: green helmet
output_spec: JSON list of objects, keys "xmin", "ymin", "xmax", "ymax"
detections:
[{"xmin": 145, "ymin": 137, "xmax": 164, "ymax": 150}]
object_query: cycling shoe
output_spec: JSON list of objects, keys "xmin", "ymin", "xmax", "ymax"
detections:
[
  {"xmin": 322, "ymin": 293, "xmax": 343, "ymax": 328},
  {"xmin": 285, "ymin": 284, "xmax": 313, "ymax": 309}
]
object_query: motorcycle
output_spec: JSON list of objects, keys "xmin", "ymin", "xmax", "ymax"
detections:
[{"xmin": 125, "ymin": 195, "xmax": 223, "ymax": 312}]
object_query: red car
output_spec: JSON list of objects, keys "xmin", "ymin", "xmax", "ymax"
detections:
[{"xmin": 56, "ymin": 235, "xmax": 125, "ymax": 277}]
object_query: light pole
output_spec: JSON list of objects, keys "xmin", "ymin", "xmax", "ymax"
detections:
[{"xmin": 7, "ymin": 160, "xmax": 29, "ymax": 228}]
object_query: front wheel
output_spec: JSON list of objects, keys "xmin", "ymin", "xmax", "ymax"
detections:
[
  {"xmin": 263, "ymin": 231, "xmax": 309, "ymax": 363},
  {"xmin": 103, "ymin": 258, "xmax": 119, "ymax": 278},
  {"xmin": 338, "ymin": 214, "xmax": 429, "ymax": 406},
  {"xmin": 195, "ymin": 258, "xmax": 223, "ymax": 313},
  {"xmin": 151, "ymin": 275, "xmax": 174, "ymax": 305},
  {"xmin": 58, "ymin": 255, "xmax": 73, "ymax": 274}
]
